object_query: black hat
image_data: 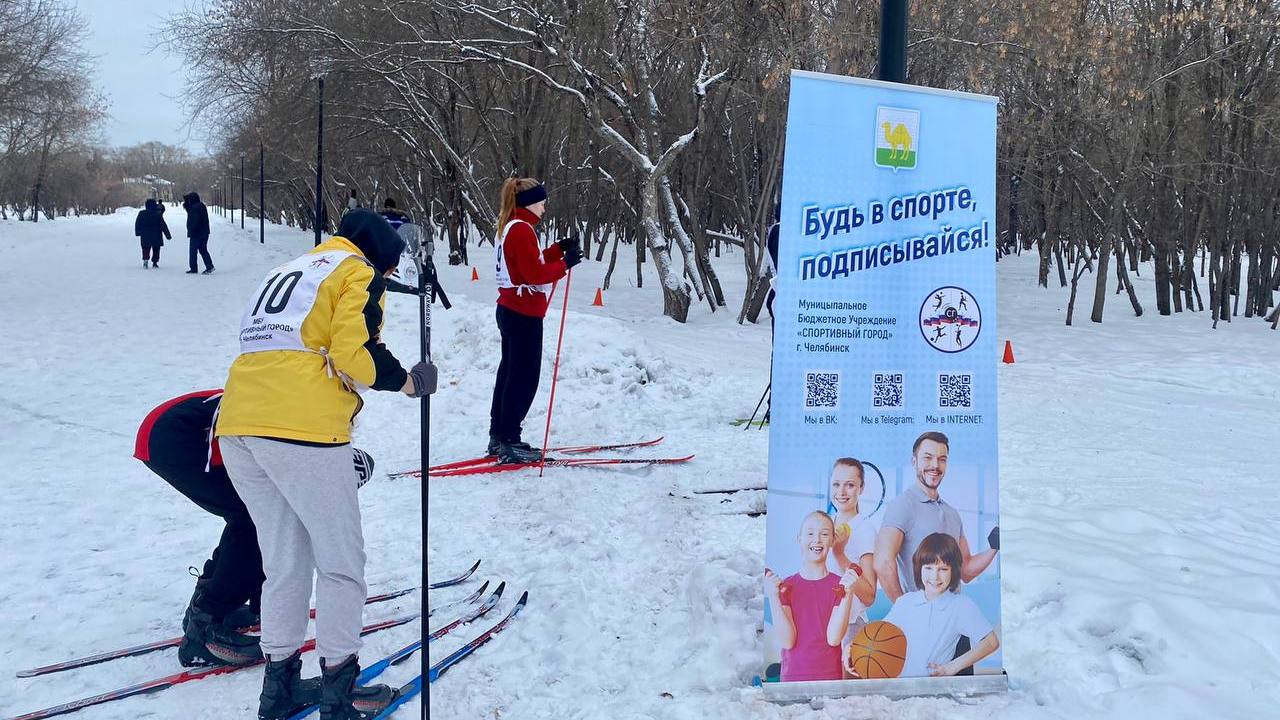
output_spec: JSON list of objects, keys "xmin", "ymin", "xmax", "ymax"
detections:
[
  {"xmin": 337, "ymin": 209, "xmax": 405, "ymax": 274},
  {"xmin": 353, "ymin": 448, "xmax": 375, "ymax": 488}
]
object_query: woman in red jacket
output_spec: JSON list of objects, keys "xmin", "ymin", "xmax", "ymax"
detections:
[{"xmin": 488, "ymin": 178, "xmax": 582, "ymax": 463}]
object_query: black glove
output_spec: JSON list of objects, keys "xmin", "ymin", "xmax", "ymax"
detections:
[
  {"xmin": 557, "ymin": 235, "xmax": 581, "ymax": 255},
  {"xmin": 407, "ymin": 361, "xmax": 438, "ymax": 397},
  {"xmin": 563, "ymin": 246, "xmax": 583, "ymax": 269},
  {"xmin": 988, "ymin": 526, "xmax": 1000, "ymax": 552}
]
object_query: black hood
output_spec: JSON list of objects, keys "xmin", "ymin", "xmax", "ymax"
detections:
[
  {"xmin": 338, "ymin": 208, "xmax": 404, "ymax": 274},
  {"xmin": 144, "ymin": 198, "xmax": 157, "ymax": 211},
  {"xmin": 183, "ymin": 192, "xmax": 201, "ymax": 205}
]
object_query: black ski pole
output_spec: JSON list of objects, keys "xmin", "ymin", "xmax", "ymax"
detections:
[
  {"xmin": 416, "ymin": 248, "xmax": 449, "ymax": 720},
  {"xmin": 745, "ymin": 382, "xmax": 770, "ymax": 431}
]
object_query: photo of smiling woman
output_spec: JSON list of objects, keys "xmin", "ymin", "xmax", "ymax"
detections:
[
  {"xmin": 825, "ymin": 458, "xmax": 880, "ymax": 671},
  {"xmin": 880, "ymin": 532, "xmax": 1000, "ymax": 678}
]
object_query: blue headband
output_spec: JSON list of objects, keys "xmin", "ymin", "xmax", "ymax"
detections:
[{"xmin": 515, "ymin": 184, "xmax": 547, "ymax": 207}]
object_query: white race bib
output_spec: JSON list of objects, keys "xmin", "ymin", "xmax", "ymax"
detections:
[
  {"xmin": 495, "ymin": 219, "xmax": 552, "ymax": 296},
  {"xmin": 238, "ymin": 250, "xmax": 360, "ymax": 354}
]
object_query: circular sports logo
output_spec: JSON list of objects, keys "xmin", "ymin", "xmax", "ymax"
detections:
[{"xmin": 919, "ymin": 286, "xmax": 981, "ymax": 353}]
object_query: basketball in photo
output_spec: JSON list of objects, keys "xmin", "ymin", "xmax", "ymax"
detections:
[{"xmin": 846, "ymin": 620, "xmax": 907, "ymax": 679}]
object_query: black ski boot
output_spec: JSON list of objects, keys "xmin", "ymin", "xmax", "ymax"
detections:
[
  {"xmin": 320, "ymin": 655, "xmax": 398, "ymax": 719},
  {"xmin": 496, "ymin": 439, "xmax": 541, "ymax": 464},
  {"xmin": 486, "ymin": 433, "xmax": 503, "ymax": 457},
  {"xmin": 223, "ymin": 601, "xmax": 260, "ymax": 629},
  {"xmin": 258, "ymin": 650, "xmax": 321, "ymax": 719},
  {"xmin": 178, "ymin": 593, "xmax": 264, "ymax": 667}
]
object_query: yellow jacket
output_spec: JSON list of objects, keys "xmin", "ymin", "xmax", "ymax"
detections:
[{"xmin": 216, "ymin": 236, "xmax": 408, "ymax": 444}]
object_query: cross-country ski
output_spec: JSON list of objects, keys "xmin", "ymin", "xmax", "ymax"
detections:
[
  {"xmin": 428, "ymin": 454, "xmax": 696, "ymax": 478},
  {"xmin": 16, "ymin": 584, "xmax": 419, "ymax": 678},
  {"xmin": 387, "ymin": 436, "xmax": 665, "ymax": 478},
  {"xmin": 380, "ymin": 594, "xmax": 527, "ymax": 720},
  {"xmin": 5, "ymin": 614, "xmax": 420, "ymax": 720},
  {"xmin": 285, "ymin": 585, "xmax": 512, "ymax": 720}
]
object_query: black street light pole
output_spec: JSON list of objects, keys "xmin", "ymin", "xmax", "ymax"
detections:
[
  {"xmin": 240, "ymin": 152, "xmax": 246, "ymax": 230},
  {"xmin": 315, "ymin": 75, "xmax": 325, "ymax": 246},
  {"xmin": 879, "ymin": 0, "xmax": 908, "ymax": 83},
  {"xmin": 259, "ymin": 140, "xmax": 265, "ymax": 244}
]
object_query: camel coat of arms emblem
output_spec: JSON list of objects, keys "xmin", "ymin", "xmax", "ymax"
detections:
[{"xmin": 875, "ymin": 106, "xmax": 919, "ymax": 171}]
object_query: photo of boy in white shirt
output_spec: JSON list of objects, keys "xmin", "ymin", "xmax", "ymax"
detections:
[{"xmin": 877, "ymin": 532, "xmax": 999, "ymax": 678}]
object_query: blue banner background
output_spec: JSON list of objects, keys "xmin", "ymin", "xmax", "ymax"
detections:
[{"xmin": 765, "ymin": 70, "xmax": 1002, "ymax": 682}]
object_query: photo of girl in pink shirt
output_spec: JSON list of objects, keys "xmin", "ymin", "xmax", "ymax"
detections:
[{"xmin": 764, "ymin": 511, "xmax": 863, "ymax": 682}]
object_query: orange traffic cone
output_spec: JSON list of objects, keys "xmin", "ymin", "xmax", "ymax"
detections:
[
  {"xmin": 471, "ymin": 267, "xmax": 479, "ymax": 281},
  {"xmin": 591, "ymin": 288, "xmax": 604, "ymax": 307},
  {"xmin": 1002, "ymin": 340, "xmax": 1016, "ymax": 364}
]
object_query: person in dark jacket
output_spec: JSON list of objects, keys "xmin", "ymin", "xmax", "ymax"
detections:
[
  {"xmin": 377, "ymin": 197, "xmax": 411, "ymax": 231},
  {"xmin": 135, "ymin": 389, "xmax": 378, "ymax": 675},
  {"xmin": 134, "ymin": 198, "xmax": 172, "ymax": 268},
  {"xmin": 183, "ymin": 192, "xmax": 214, "ymax": 274}
]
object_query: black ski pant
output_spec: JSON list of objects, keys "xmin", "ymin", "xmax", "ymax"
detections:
[
  {"xmin": 188, "ymin": 235, "xmax": 212, "ymax": 272},
  {"xmin": 488, "ymin": 304, "xmax": 543, "ymax": 443},
  {"xmin": 144, "ymin": 460, "xmax": 264, "ymax": 620}
]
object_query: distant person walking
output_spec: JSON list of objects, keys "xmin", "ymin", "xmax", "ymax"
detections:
[
  {"xmin": 135, "ymin": 198, "xmax": 171, "ymax": 268},
  {"xmin": 183, "ymin": 192, "xmax": 214, "ymax": 274},
  {"xmin": 377, "ymin": 198, "xmax": 410, "ymax": 231}
]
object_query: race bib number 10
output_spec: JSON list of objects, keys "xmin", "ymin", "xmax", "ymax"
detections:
[{"xmin": 238, "ymin": 251, "xmax": 355, "ymax": 354}]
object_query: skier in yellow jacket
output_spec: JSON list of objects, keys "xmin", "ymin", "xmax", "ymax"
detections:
[{"xmin": 216, "ymin": 209, "xmax": 436, "ymax": 720}]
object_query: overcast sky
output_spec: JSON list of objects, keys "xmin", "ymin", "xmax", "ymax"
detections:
[{"xmin": 75, "ymin": 0, "xmax": 207, "ymax": 155}]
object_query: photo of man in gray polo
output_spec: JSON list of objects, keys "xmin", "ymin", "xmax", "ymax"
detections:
[{"xmin": 873, "ymin": 430, "xmax": 999, "ymax": 601}]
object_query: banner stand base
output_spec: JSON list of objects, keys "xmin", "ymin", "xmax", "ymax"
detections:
[{"xmin": 761, "ymin": 671, "xmax": 1008, "ymax": 704}]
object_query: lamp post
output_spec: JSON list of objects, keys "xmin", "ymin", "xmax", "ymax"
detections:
[
  {"xmin": 240, "ymin": 152, "xmax": 246, "ymax": 230},
  {"xmin": 315, "ymin": 74, "xmax": 325, "ymax": 246},
  {"xmin": 228, "ymin": 164, "xmax": 236, "ymax": 225},
  {"xmin": 879, "ymin": 0, "xmax": 907, "ymax": 83},
  {"xmin": 259, "ymin": 139, "xmax": 265, "ymax": 244}
]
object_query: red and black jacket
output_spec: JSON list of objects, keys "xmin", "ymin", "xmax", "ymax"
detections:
[
  {"xmin": 497, "ymin": 207, "xmax": 566, "ymax": 318},
  {"xmin": 134, "ymin": 390, "xmax": 224, "ymax": 470}
]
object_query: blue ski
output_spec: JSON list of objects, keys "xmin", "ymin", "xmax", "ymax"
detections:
[
  {"xmin": 370, "ymin": 591, "xmax": 528, "ymax": 718},
  {"xmin": 287, "ymin": 584, "xmax": 505, "ymax": 720}
]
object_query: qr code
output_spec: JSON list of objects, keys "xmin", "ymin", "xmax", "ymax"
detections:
[
  {"xmin": 873, "ymin": 373, "xmax": 904, "ymax": 408},
  {"xmin": 938, "ymin": 373, "xmax": 973, "ymax": 408},
  {"xmin": 805, "ymin": 372, "xmax": 840, "ymax": 408}
]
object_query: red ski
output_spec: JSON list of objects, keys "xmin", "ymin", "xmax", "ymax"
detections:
[
  {"xmin": 7, "ymin": 614, "xmax": 419, "ymax": 720},
  {"xmin": 430, "ymin": 455, "xmax": 695, "ymax": 478},
  {"xmin": 16, "ymin": 585, "xmax": 419, "ymax": 678},
  {"xmin": 387, "ymin": 437, "xmax": 664, "ymax": 479}
]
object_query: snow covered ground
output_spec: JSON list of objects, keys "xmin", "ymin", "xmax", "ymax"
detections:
[{"xmin": 0, "ymin": 207, "xmax": 1275, "ymax": 720}]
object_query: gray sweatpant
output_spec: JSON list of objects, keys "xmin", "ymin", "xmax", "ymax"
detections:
[{"xmin": 220, "ymin": 435, "xmax": 367, "ymax": 662}]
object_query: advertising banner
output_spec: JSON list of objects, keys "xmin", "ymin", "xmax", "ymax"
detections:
[{"xmin": 763, "ymin": 70, "xmax": 1003, "ymax": 695}]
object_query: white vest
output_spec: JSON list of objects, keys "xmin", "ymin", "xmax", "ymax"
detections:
[
  {"xmin": 495, "ymin": 219, "xmax": 552, "ymax": 297},
  {"xmin": 237, "ymin": 250, "xmax": 360, "ymax": 355}
]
